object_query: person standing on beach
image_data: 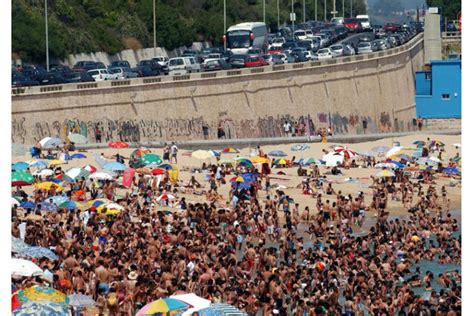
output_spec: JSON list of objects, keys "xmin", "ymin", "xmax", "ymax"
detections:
[
  {"xmin": 163, "ymin": 143, "xmax": 170, "ymax": 162},
  {"xmin": 171, "ymin": 142, "xmax": 178, "ymax": 164},
  {"xmin": 283, "ymin": 121, "xmax": 291, "ymax": 137}
]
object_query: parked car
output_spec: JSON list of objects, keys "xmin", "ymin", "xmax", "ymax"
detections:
[
  {"xmin": 263, "ymin": 54, "xmax": 285, "ymax": 65},
  {"xmin": 202, "ymin": 59, "xmax": 232, "ymax": 71},
  {"xmin": 168, "ymin": 56, "xmax": 201, "ymax": 75},
  {"xmin": 290, "ymin": 51, "xmax": 308, "ymax": 63},
  {"xmin": 384, "ymin": 23, "xmax": 401, "ymax": 33},
  {"xmin": 109, "ymin": 61, "xmax": 131, "ymax": 69},
  {"xmin": 270, "ymin": 37, "xmax": 286, "ymax": 48},
  {"xmin": 228, "ymin": 54, "xmax": 248, "ymax": 68},
  {"xmin": 151, "ymin": 56, "xmax": 169, "ymax": 74},
  {"xmin": 357, "ymin": 42, "xmax": 373, "ymax": 54},
  {"xmin": 40, "ymin": 72, "xmax": 68, "ymax": 85},
  {"xmin": 344, "ymin": 18, "xmax": 362, "ymax": 33},
  {"xmin": 109, "ymin": 67, "xmax": 139, "ymax": 79},
  {"xmin": 343, "ymin": 44, "xmax": 356, "ymax": 56},
  {"xmin": 244, "ymin": 56, "xmax": 268, "ymax": 67},
  {"xmin": 87, "ymin": 69, "xmax": 116, "ymax": 81},
  {"xmin": 66, "ymin": 71, "xmax": 94, "ymax": 83},
  {"xmin": 303, "ymin": 50, "xmax": 317, "ymax": 61},
  {"xmin": 94, "ymin": 62, "xmax": 107, "ymax": 69},
  {"xmin": 21, "ymin": 65, "xmax": 48, "ymax": 82},
  {"xmin": 73, "ymin": 61, "xmax": 97, "ymax": 72},
  {"xmin": 181, "ymin": 49, "xmax": 202, "ymax": 62},
  {"xmin": 315, "ymin": 48, "xmax": 333, "ymax": 60},
  {"xmin": 132, "ymin": 65, "xmax": 158, "ymax": 77},
  {"xmin": 49, "ymin": 65, "xmax": 72, "ymax": 75},
  {"xmin": 12, "ymin": 73, "xmax": 40, "ymax": 87},
  {"xmin": 247, "ymin": 48, "xmax": 263, "ymax": 58},
  {"xmin": 329, "ymin": 44, "xmax": 344, "ymax": 58},
  {"xmin": 374, "ymin": 39, "xmax": 389, "ymax": 50},
  {"xmin": 137, "ymin": 60, "xmax": 162, "ymax": 75}
]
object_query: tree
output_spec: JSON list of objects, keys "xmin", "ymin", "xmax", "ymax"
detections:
[{"xmin": 426, "ymin": 0, "xmax": 461, "ymax": 20}]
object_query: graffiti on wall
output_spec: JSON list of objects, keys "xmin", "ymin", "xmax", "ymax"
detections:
[{"xmin": 12, "ymin": 112, "xmax": 408, "ymax": 144}]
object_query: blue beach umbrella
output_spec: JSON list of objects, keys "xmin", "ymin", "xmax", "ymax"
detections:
[
  {"xmin": 268, "ymin": 150, "xmax": 287, "ymax": 157},
  {"xmin": 443, "ymin": 168, "xmax": 460, "ymax": 174},
  {"xmin": 103, "ymin": 161, "xmax": 127, "ymax": 171},
  {"xmin": 20, "ymin": 201, "xmax": 36, "ymax": 209},
  {"xmin": 29, "ymin": 160, "xmax": 49, "ymax": 169},
  {"xmin": 70, "ymin": 153, "xmax": 87, "ymax": 159},
  {"xmin": 12, "ymin": 162, "xmax": 30, "ymax": 171}
]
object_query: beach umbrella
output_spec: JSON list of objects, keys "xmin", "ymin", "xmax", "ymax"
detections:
[
  {"xmin": 59, "ymin": 201, "xmax": 83, "ymax": 210},
  {"xmin": 108, "ymin": 141, "xmax": 129, "ymax": 148},
  {"xmin": 40, "ymin": 201, "xmax": 59, "ymax": 212},
  {"xmin": 48, "ymin": 159, "xmax": 66, "ymax": 166},
  {"xmin": 32, "ymin": 169, "xmax": 54, "ymax": 177},
  {"xmin": 141, "ymin": 154, "xmax": 162, "ymax": 165},
  {"xmin": 196, "ymin": 303, "xmax": 246, "ymax": 316},
  {"xmin": 12, "ymin": 236, "xmax": 30, "ymax": 254},
  {"xmin": 443, "ymin": 168, "xmax": 460, "ymax": 175},
  {"xmin": 29, "ymin": 160, "xmax": 49, "ymax": 169},
  {"xmin": 430, "ymin": 140, "xmax": 445, "ymax": 147},
  {"xmin": 12, "ymin": 300, "xmax": 70, "ymax": 315},
  {"xmin": 70, "ymin": 153, "xmax": 87, "ymax": 159},
  {"xmin": 375, "ymin": 170, "xmax": 395, "ymax": 177},
  {"xmin": 12, "ymin": 171, "xmax": 34, "ymax": 186},
  {"xmin": 67, "ymin": 133, "xmax": 87, "ymax": 144},
  {"xmin": 103, "ymin": 161, "xmax": 127, "ymax": 172},
  {"xmin": 87, "ymin": 199, "xmax": 111, "ymax": 207},
  {"xmin": 39, "ymin": 137, "xmax": 62, "ymax": 149},
  {"xmin": 135, "ymin": 168, "xmax": 152, "ymax": 175},
  {"xmin": 46, "ymin": 196, "xmax": 69, "ymax": 206},
  {"xmin": 89, "ymin": 172, "xmax": 114, "ymax": 180},
  {"xmin": 83, "ymin": 165, "xmax": 97, "ymax": 174},
  {"xmin": 385, "ymin": 146, "xmax": 404, "ymax": 158},
  {"xmin": 67, "ymin": 294, "xmax": 95, "ymax": 308},
  {"xmin": 413, "ymin": 140, "xmax": 425, "ymax": 147},
  {"xmin": 96, "ymin": 203, "xmax": 123, "ymax": 215},
  {"xmin": 34, "ymin": 181, "xmax": 63, "ymax": 191},
  {"xmin": 136, "ymin": 298, "xmax": 190, "ymax": 316},
  {"xmin": 130, "ymin": 148, "xmax": 151, "ymax": 161},
  {"xmin": 14, "ymin": 285, "xmax": 68, "ymax": 305},
  {"xmin": 357, "ymin": 150, "xmax": 374, "ymax": 157},
  {"xmin": 230, "ymin": 176, "xmax": 244, "ymax": 183},
  {"xmin": 241, "ymin": 173, "xmax": 257, "ymax": 182},
  {"xmin": 192, "ymin": 150, "xmax": 213, "ymax": 160},
  {"xmin": 20, "ymin": 201, "xmax": 36, "ymax": 209},
  {"xmin": 411, "ymin": 235, "xmax": 420, "ymax": 242},
  {"xmin": 429, "ymin": 156, "xmax": 441, "ymax": 163},
  {"xmin": 217, "ymin": 158, "xmax": 234, "ymax": 165},
  {"xmin": 151, "ymin": 168, "xmax": 167, "ymax": 175},
  {"xmin": 371, "ymin": 146, "xmax": 390, "ymax": 154},
  {"xmin": 452, "ymin": 143, "xmax": 461, "ymax": 148},
  {"xmin": 251, "ymin": 156, "xmax": 270, "ymax": 164},
  {"xmin": 237, "ymin": 159, "xmax": 253, "ymax": 167},
  {"xmin": 12, "ymin": 162, "xmax": 30, "ymax": 171},
  {"xmin": 171, "ymin": 293, "xmax": 211, "ymax": 316},
  {"xmin": 334, "ymin": 146, "xmax": 358, "ymax": 159},
  {"xmin": 65, "ymin": 167, "xmax": 90, "ymax": 181},
  {"xmin": 11, "ymin": 258, "xmax": 43, "ymax": 277},
  {"xmin": 19, "ymin": 246, "xmax": 58, "ymax": 260},
  {"xmin": 303, "ymin": 157, "xmax": 319, "ymax": 165},
  {"xmin": 416, "ymin": 158, "xmax": 437, "ymax": 166},
  {"xmin": 375, "ymin": 162, "xmax": 400, "ymax": 169},
  {"xmin": 156, "ymin": 194, "xmax": 177, "ymax": 201},
  {"xmin": 268, "ymin": 150, "xmax": 287, "ymax": 157},
  {"xmin": 222, "ymin": 147, "xmax": 239, "ymax": 153},
  {"xmin": 322, "ymin": 152, "xmax": 344, "ymax": 167},
  {"xmin": 291, "ymin": 144, "xmax": 310, "ymax": 151},
  {"xmin": 12, "ymin": 143, "xmax": 30, "ymax": 157},
  {"xmin": 11, "ymin": 197, "xmax": 21, "ymax": 207},
  {"xmin": 395, "ymin": 154, "xmax": 411, "ymax": 161},
  {"xmin": 412, "ymin": 149, "xmax": 423, "ymax": 158},
  {"xmin": 275, "ymin": 158, "xmax": 287, "ymax": 165}
]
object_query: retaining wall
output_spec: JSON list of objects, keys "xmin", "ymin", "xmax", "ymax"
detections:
[{"xmin": 12, "ymin": 34, "xmax": 425, "ymax": 145}]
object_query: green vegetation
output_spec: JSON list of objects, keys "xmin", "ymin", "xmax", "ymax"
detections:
[
  {"xmin": 426, "ymin": 0, "xmax": 461, "ymax": 20},
  {"xmin": 13, "ymin": 0, "xmax": 366, "ymax": 63}
]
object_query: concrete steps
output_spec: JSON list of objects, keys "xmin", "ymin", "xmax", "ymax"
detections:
[{"xmin": 424, "ymin": 118, "xmax": 461, "ymax": 131}]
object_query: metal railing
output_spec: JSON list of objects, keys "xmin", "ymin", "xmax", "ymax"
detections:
[{"xmin": 12, "ymin": 33, "xmax": 424, "ymax": 96}]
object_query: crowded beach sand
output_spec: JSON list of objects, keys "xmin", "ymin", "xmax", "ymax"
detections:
[{"xmin": 11, "ymin": 133, "xmax": 462, "ymax": 315}]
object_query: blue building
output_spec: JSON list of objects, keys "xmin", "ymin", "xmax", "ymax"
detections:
[{"xmin": 415, "ymin": 59, "xmax": 461, "ymax": 118}]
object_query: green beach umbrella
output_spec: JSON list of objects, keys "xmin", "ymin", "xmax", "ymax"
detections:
[{"xmin": 12, "ymin": 171, "xmax": 34, "ymax": 186}]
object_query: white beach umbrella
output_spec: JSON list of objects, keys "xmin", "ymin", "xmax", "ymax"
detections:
[{"xmin": 11, "ymin": 258, "xmax": 43, "ymax": 277}]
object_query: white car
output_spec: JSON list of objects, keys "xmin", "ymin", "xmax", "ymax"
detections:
[
  {"xmin": 274, "ymin": 53, "xmax": 288, "ymax": 63},
  {"xmin": 270, "ymin": 37, "xmax": 286, "ymax": 48},
  {"xmin": 168, "ymin": 57, "xmax": 201, "ymax": 75},
  {"xmin": 87, "ymin": 69, "xmax": 116, "ymax": 81},
  {"xmin": 316, "ymin": 48, "xmax": 333, "ymax": 60},
  {"xmin": 293, "ymin": 29, "xmax": 308, "ymax": 41},
  {"xmin": 357, "ymin": 42, "xmax": 373, "ymax": 54},
  {"xmin": 329, "ymin": 45, "xmax": 344, "ymax": 58},
  {"xmin": 152, "ymin": 56, "xmax": 169, "ymax": 68},
  {"xmin": 304, "ymin": 50, "xmax": 318, "ymax": 61}
]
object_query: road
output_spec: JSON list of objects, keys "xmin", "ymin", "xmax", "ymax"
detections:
[{"xmin": 334, "ymin": 31, "xmax": 375, "ymax": 47}]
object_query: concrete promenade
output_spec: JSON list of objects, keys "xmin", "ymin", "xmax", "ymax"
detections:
[{"xmin": 77, "ymin": 129, "xmax": 461, "ymax": 151}]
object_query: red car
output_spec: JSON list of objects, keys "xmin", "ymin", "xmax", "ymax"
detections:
[
  {"xmin": 268, "ymin": 47, "xmax": 284, "ymax": 55},
  {"xmin": 244, "ymin": 56, "xmax": 268, "ymax": 68},
  {"xmin": 343, "ymin": 18, "xmax": 361, "ymax": 32},
  {"xmin": 384, "ymin": 23, "xmax": 401, "ymax": 32}
]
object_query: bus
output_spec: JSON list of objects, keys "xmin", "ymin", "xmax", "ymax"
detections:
[{"xmin": 224, "ymin": 22, "xmax": 268, "ymax": 55}]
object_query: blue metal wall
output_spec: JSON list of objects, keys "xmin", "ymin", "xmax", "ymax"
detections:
[{"xmin": 415, "ymin": 60, "xmax": 461, "ymax": 119}]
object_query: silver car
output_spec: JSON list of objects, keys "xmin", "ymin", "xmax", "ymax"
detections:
[
  {"xmin": 357, "ymin": 42, "xmax": 373, "ymax": 54},
  {"xmin": 109, "ymin": 67, "xmax": 138, "ymax": 79},
  {"xmin": 343, "ymin": 45, "xmax": 356, "ymax": 56},
  {"xmin": 375, "ymin": 39, "xmax": 389, "ymax": 50},
  {"xmin": 316, "ymin": 48, "xmax": 333, "ymax": 60},
  {"xmin": 329, "ymin": 45, "xmax": 344, "ymax": 58}
]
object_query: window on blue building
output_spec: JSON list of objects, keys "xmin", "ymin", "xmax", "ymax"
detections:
[
  {"xmin": 425, "ymin": 73, "xmax": 432, "ymax": 80},
  {"xmin": 442, "ymin": 93, "xmax": 450, "ymax": 100}
]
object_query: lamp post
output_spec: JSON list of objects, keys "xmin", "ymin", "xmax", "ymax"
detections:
[
  {"xmin": 332, "ymin": 0, "xmax": 336, "ymax": 19},
  {"xmin": 342, "ymin": 0, "xmax": 345, "ymax": 17},
  {"xmin": 45, "ymin": 0, "xmax": 49, "ymax": 71},
  {"xmin": 350, "ymin": 0, "xmax": 353, "ymax": 17},
  {"xmin": 277, "ymin": 0, "xmax": 280, "ymax": 29},
  {"xmin": 153, "ymin": 0, "xmax": 156, "ymax": 56},
  {"xmin": 324, "ymin": 0, "xmax": 327, "ymax": 21},
  {"xmin": 263, "ymin": 0, "xmax": 266, "ymax": 24},
  {"xmin": 303, "ymin": 0, "xmax": 306, "ymax": 23},
  {"xmin": 291, "ymin": 0, "xmax": 295, "ymax": 39},
  {"xmin": 224, "ymin": 0, "xmax": 227, "ymax": 50},
  {"xmin": 315, "ymin": 0, "xmax": 318, "ymax": 21}
]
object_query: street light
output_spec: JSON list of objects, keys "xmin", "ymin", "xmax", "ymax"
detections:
[
  {"xmin": 45, "ymin": 0, "xmax": 49, "ymax": 71},
  {"xmin": 291, "ymin": 0, "xmax": 295, "ymax": 39},
  {"xmin": 303, "ymin": 0, "xmax": 306, "ymax": 23},
  {"xmin": 277, "ymin": 0, "xmax": 280, "ymax": 29},
  {"xmin": 351, "ymin": 0, "xmax": 353, "ymax": 17},
  {"xmin": 224, "ymin": 0, "xmax": 227, "ymax": 50},
  {"xmin": 315, "ymin": 0, "xmax": 318, "ymax": 21},
  {"xmin": 263, "ymin": 0, "xmax": 265, "ymax": 24},
  {"xmin": 153, "ymin": 0, "xmax": 156, "ymax": 56},
  {"xmin": 324, "ymin": 0, "xmax": 327, "ymax": 21},
  {"xmin": 343, "ymin": 0, "xmax": 345, "ymax": 17}
]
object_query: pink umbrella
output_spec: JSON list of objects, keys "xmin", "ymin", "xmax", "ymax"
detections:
[
  {"xmin": 333, "ymin": 146, "xmax": 358, "ymax": 159},
  {"xmin": 156, "ymin": 194, "xmax": 176, "ymax": 201}
]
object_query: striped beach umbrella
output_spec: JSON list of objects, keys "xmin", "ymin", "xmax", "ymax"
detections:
[
  {"xmin": 136, "ymin": 298, "xmax": 189, "ymax": 316},
  {"xmin": 12, "ymin": 171, "xmax": 34, "ymax": 186},
  {"xmin": 108, "ymin": 141, "xmax": 129, "ymax": 148}
]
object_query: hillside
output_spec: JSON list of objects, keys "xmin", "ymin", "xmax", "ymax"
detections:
[{"xmin": 12, "ymin": 0, "xmax": 367, "ymax": 64}]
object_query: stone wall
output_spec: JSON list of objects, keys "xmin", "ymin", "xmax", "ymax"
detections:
[{"xmin": 11, "ymin": 36, "xmax": 424, "ymax": 145}]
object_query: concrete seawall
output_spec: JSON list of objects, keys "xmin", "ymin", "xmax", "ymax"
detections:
[{"xmin": 12, "ymin": 35, "xmax": 425, "ymax": 145}]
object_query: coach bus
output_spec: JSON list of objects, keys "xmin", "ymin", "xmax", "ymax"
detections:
[{"xmin": 224, "ymin": 22, "xmax": 268, "ymax": 54}]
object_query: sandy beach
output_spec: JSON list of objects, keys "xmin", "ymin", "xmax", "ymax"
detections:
[{"xmin": 13, "ymin": 133, "xmax": 461, "ymax": 219}]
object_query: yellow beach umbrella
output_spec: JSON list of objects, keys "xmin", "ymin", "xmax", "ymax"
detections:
[
  {"xmin": 251, "ymin": 156, "xmax": 270, "ymax": 164},
  {"xmin": 34, "ymin": 182, "xmax": 64, "ymax": 191},
  {"xmin": 375, "ymin": 170, "xmax": 395, "ymax": 177},
  {"xmin": 49, "ymin": 160, "xmax": 66, "ymax": 166}
]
